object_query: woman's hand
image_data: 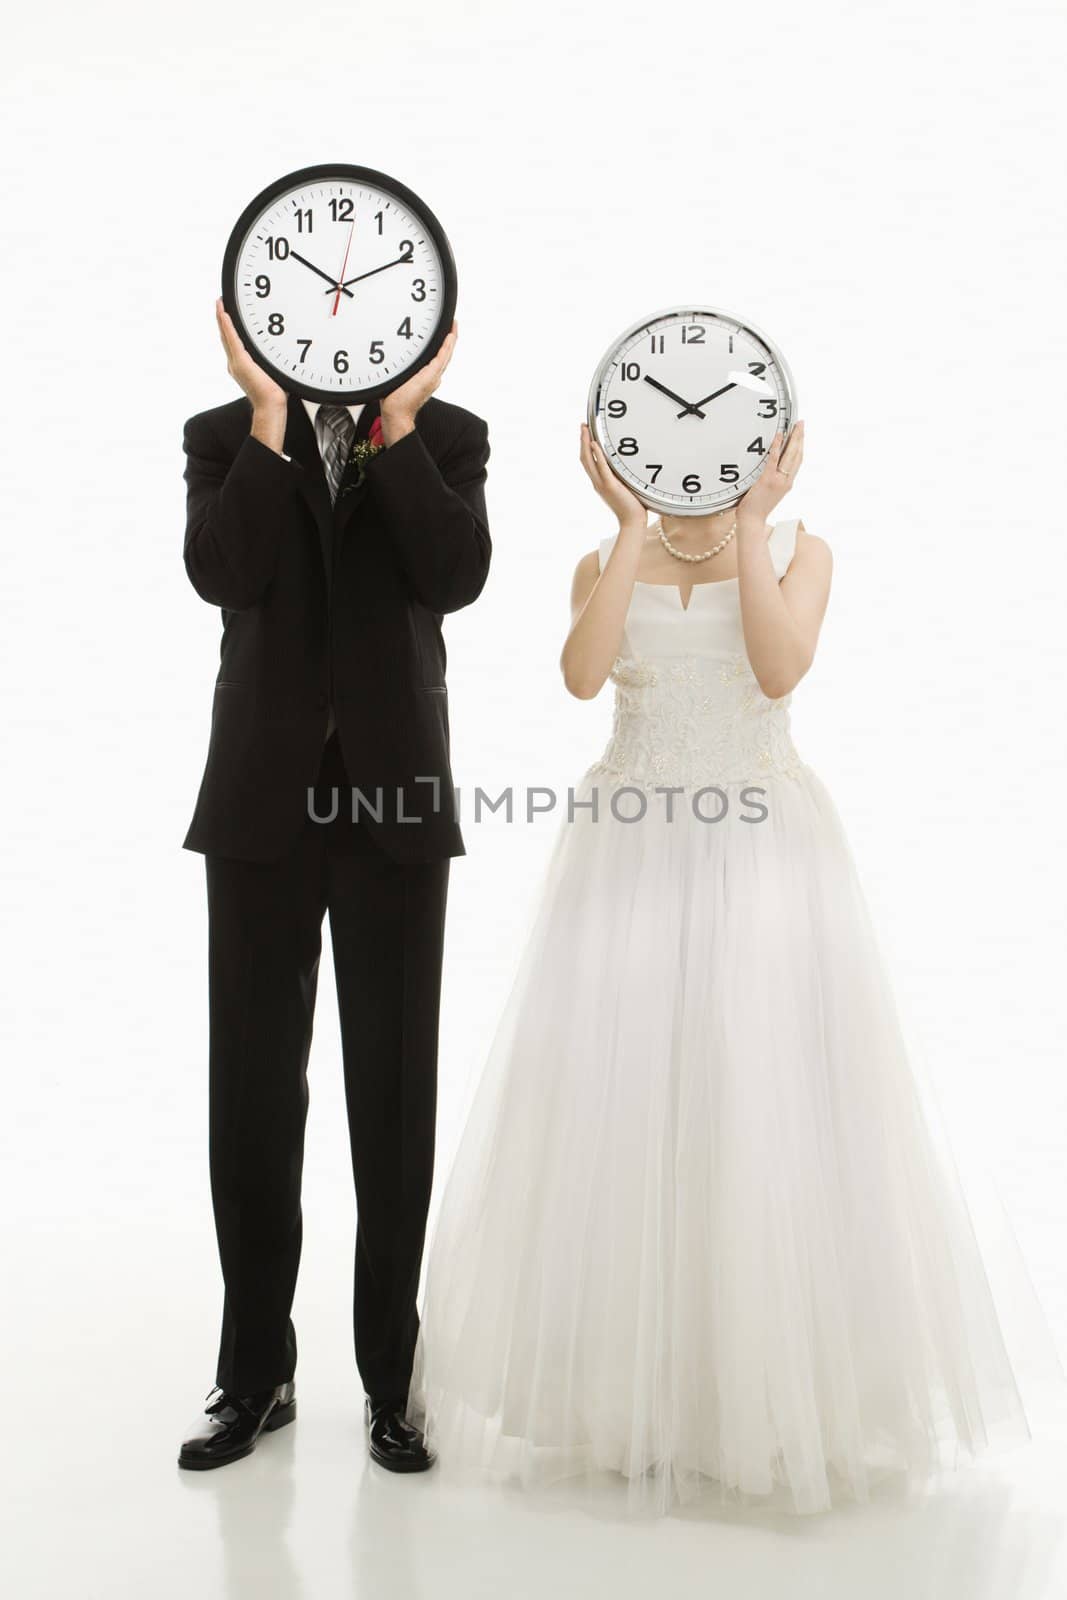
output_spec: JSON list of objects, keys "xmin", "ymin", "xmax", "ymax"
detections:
[
  {"xmin": 736, "ymin": 421, "xmax": 805, "ymax": 531},
  {"xmin": 579, "ymin": 422, "xmax": 648, "ymax": 529},
  {"xmin": 379, "ymin": 320, "xmax": 458, "ymax": 446}
]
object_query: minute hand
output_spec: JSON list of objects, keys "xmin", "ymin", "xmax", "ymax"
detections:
[
  {"xmin": 687, "ymin": 381, "xmax": 737, "ymax": 411},
  {"xmin": 328, "ymin": 252, "xmax": 414, "ymax": 293}
]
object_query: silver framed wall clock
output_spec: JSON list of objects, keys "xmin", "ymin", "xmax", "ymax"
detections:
[
  {"xmin": 221, "ymin": 163, "xmax": 458, "ymax": 404},
  {"xmin": 586, "ymin": 306, "xmax": 798, "ymax": 516}
]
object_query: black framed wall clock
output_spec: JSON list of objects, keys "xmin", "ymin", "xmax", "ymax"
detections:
[
  {"xmin": 587, "ymin": 306, "xmax": 798, "ymax": 516},
  {"xmin": 221, "ymin": 163, "xmax": 458, "ymax": 403}
]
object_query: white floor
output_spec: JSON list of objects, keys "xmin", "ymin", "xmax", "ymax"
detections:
[
  {"xmin": 5, "ymin": 846, "xmax": 1065, "ymax": 1600},
  {"xmin": 4, "ymin": 1219, "xmax": 1066, "ymax": 1600}
]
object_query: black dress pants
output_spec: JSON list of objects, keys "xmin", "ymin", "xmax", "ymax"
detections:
[{"xmin": 204, "ymin": 732, "xmax": 449, "ymax": 1404}]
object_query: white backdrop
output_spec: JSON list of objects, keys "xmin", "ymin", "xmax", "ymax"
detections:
[{"xmin": 2, "ymin": 2, "xmax": 1065, "ymax": 1597}]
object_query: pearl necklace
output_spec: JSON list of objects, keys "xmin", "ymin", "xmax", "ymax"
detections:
[{"xmin": 657, "ymin": 515, "xmax": 737, "ymax": 564}]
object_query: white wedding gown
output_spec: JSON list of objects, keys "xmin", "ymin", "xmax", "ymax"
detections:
[{"xmin": 410, "ymin": 518, "xmax": 1029, "ymax": 1515}]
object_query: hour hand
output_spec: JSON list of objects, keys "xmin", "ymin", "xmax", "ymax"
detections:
[
  {"xmin": 289, "ymin": 250, "xmax": 354, "ymax": 298},
  {"xmin": 642, "ymin": 374, "xmax": 705, "ymax": 418}
]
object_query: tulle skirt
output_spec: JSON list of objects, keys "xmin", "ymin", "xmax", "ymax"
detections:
[{"xmin": 410, "ymin": 762, "xmax": 1029, "ymax": 1515}]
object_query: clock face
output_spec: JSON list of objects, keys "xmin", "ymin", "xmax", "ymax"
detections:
[
  {"xmin": 587, "ymin": 307, "xmax": 798, "ymax": 515},
  {"xmin": 221, "ymin": 163, "xmax": 458, "ymax": 403}
]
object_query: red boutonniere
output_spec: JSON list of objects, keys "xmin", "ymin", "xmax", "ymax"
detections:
[{"xmin": 345, "ymin": 413, "xmax": 386, "ymax": 488}]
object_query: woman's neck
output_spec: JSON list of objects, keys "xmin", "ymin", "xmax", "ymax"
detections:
[{"xmin": 657, "ymin": 507, "xmax": 738, "ymax": 547}]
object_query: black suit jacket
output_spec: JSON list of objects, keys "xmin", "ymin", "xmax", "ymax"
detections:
[{"xmin": 182, "ymin": 392, "xmax": 491, "ymax": 864}]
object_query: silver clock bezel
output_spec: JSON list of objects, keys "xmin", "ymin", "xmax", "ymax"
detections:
[{"xmin": 586, "ymin": 304, "xmax": 799, "ymax": 517}]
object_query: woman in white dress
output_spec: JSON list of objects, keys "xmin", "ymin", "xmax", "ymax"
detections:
[{"xmin": 409, "ymin": 421, "xmax": 1028, "ymax": 1515}]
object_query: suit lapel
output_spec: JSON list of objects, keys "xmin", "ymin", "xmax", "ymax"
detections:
[
  {"xmin": 280, "ymin": 396, "xmax": 384, "ymax": 584},
  {"xmin": 334, "ymin": 398, "xmax": 381, "ymax": 533},
  {"xmin": 283, "ymin": 397, "xmax": 334, "ymax": 584}
]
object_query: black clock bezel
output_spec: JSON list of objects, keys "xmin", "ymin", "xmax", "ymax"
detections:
[{"xmin": 221, "ymin": 162, "xmax": 459, "ymax": 404}]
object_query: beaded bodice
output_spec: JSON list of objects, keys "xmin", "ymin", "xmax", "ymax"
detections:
[{"xmin": 589, "ymin": 520, "xmax": 805, "ymax": 789}]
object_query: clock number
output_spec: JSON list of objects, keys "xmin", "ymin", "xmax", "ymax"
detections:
[
  {"xmin": 411, "ymin": 279, "xmax": 427, "ymax": 301},
  {"xmin": 254, "ymin": 275, "xmax": 271, "ymax": 298},
  {"xmin": 719, "ymin": 464, "xmax": 740, "ymax": 483},
  {"xmin": 329, "ymin": 198, "xmax": 354, "ymax": 222},
  {"xmin": 267, "ymin": 313, "xmax": 285, "ymax": 335},
  {"xmin": 294, "ymin": 208, "xmax": 312, "ymax": 232},
  {"xmin": 398, "ymin": 239, "xmax": 415, "ymax": 263},
  {"xmin": 620, "ymin": 362, "xmax": 641, "ymax": 381},
  {"xmin": 607, "ymin": 399, "xmax": 627, "ymax": 419},
  {"xmin": 728, "ymin": 334, "xmax": 735, "ymax": 353},
  {"xmin": 396, "ymin": 317, "xmax": 412, "ymax": 338},
  {"xmin": 748, "ymin": 362, "xmax": 766, "ymax": 377},
  {"xmin": 296, "ymin": 339, "xmax": 312, "ymax": 364},
  {"xmin": 649, "ymin": 334, "xmax": 665, "ymax": 354},
  {"xmin": 375, "ymin": 210, "xmax": 385, "ymax": 233},
  {"xmin": 266, "ymin": 236, "xmax": 289, "ymax": 260},
  {"xmin": 747, "ymin": 436, "xmax": 765, "ymax": 455},
  {"xmin": 369, "ymin": 340, "xmax": 385, "ymax": 365},
  {"xmin": 681, "ymin": 326, "xmax": 705, "ymax": 344},
  {"xmin": 618, "ymin": 437, "xmax": 638, "ymax": 456},
  {"xmin": 645, "ymin": 464, "xmax": 663, "ymax": 483},
  {"xmin": 757, "ymin": 398, "xmax": 779, "ymax": 418},
  {"xmin": 334, "ymin": 350, "xmax": 349, "ymax": 374},
  {"xmin": 682, "ymin": 473, "xmax": 702, "ymax": 494}
]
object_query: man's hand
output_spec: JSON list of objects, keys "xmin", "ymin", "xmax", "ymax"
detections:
[
  {"xmin": 379, "ymin": 321, "xmax": 458, "ymax": 447},
  {"xmin": 216, "ymin": 298, "xmax": 289, "ymax": 455}
]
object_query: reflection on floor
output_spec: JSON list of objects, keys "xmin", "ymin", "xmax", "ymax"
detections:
[{"xmin": 5, "ymin": 1226, "xmax": 1066, "ymax": 1600}]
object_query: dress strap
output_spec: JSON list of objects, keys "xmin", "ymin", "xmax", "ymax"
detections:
[
  {"xmin": 768, "ymin": 517, "xmax": 800, "ymax": 580},
  {"xmin": 597, "ymin": 532, "xmax": 619, "ymax": 574}
]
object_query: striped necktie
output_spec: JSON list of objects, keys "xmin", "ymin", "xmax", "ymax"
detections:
[{"xmin": 315, "ymin": 404, "xmax": 356, "ymax": 504}]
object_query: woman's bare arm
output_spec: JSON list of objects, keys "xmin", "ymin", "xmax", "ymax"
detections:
[
  {"xmin": 560, "ymin": 419, "xmax": 831, "ymax": 702},
  {"xmin": 560, "ymin": 424, "xmax": 649, "ymax": 700},
  {"xmin": 737, "ymin": 522, "xmax": 833, "ymax": 698},
  {"xmin": 733, "ymin": 423, "xmax": 832, "ymax": 698}
]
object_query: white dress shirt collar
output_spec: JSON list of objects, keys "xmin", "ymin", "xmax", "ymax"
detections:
[{"xmin": 302, "ymin": 399, "xmax": 366, "ymax": 434}]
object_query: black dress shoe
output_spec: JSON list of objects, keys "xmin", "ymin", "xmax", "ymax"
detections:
[
  {"xmin": 364, "ymin": 1397, "xmax": 436, "ymax": 1473},
  {"xmin": 178, "ymin": 1382, "xmax": 296, "ymax": 1471}
]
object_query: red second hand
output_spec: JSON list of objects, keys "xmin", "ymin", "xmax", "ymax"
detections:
[{"xmin": 332, "ymin": 220, "xmax": 355, "ymax": 317}]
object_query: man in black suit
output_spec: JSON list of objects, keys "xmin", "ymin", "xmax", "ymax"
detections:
[{"xmin": 177, "ymin": 300, "xmax": 490, "ymax": 1474}]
